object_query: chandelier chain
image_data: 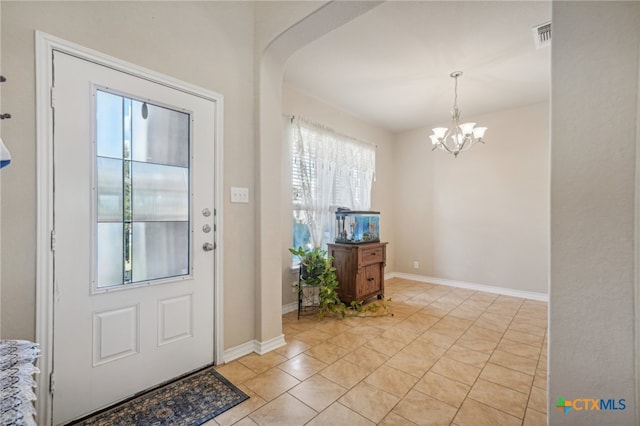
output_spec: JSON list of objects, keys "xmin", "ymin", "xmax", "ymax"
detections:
[{"xmin": 453, "ymin": 74, "xmax": 458, "ymax": 110}]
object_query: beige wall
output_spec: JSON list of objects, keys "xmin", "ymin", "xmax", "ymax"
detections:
[
  {"xmin": 549, "ymin": 2, "xmax": 639, "ymax": 424},
  {"xmin": 394, "ymin": 102, "xmax": 549, "ymax": 295},
  {"xmin": 0, "ymin": 1, "xmax": 257, "ymax": 348},
  {"xmin": 280, "ymin": 85, "xmax": 396, "ymax": 307}
]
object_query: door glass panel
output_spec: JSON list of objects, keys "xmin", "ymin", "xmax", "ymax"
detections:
[
  {"xmin": 131, "ymin": 162, "xmax": 188, "ymax": 221},
  {"xmin": 95, "ymin": 89, "xmax": 190, "ymax": 289},
  {"xmin": 96, "ymin": 91, "xmax": 124, "ymax": 159},
  {"xmin": 132, "ymin": 222, "xmax": 189, "ymax": 282},
  {"xmin": 97, "ymin": 223, "xmax": 124, "ymax": 287},
  {"xmin": 131, "ymin": 100, "xmax": 189, "ymax": 167},
  {"xmin": 97, "ymin": 157, "xmax": 123, "ymax": 221}
]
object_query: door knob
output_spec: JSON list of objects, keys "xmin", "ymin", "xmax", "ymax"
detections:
[{"xmin": 202, "ymin": 242, "xmax": 215, "ymax": 252}]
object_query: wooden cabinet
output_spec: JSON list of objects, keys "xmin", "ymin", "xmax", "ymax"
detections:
[{"xmin": 327, "ymin": 242, "xmax": 387, "ymax": 303}]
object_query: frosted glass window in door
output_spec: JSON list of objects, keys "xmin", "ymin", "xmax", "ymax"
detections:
[
  {"xmin": 131, "ymin": 162, "xmax": 188, "ymax": 222},
  {"xmin": 132, "ymin": 222, "xmax": 189, "ymax": 282},
  {"xmin": 96, "ymin": 157, "xmax": 123, "ymax": 221},
  {"xmin": 97, "ymin": 223, "xmax": 124, "ymax": 287},
  {"xmin": 95, "ymin": 89, "xmax": 191, "ymax": 288},
  {"xmin": 131, "ymin": 100, "xmax": 189, "ymax": 167}
]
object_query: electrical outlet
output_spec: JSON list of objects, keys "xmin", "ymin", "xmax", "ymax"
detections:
[
  {"xmin": 230, "ymin": 187, "xmax": 249, "ymax": 203},
  {"xmin": 413, "ymin": 260, "xmax": 419, "ymax": 269}
]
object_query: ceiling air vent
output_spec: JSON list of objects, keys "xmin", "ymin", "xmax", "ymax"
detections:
[{"xmin": 533, "ymin": 21, "xmax": 551, "ymax": 49}]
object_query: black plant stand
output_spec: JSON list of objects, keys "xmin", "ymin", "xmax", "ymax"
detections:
[{"xmin": 297, "ymin": 267, "xmax": 319, "ymax": 319}]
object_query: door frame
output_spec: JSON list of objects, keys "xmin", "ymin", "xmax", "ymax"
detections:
[{"xmin": 34, "ymin": 31, "xmax": 225, "ymax": 425}]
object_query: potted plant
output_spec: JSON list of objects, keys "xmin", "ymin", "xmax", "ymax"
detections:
[
  {"xmin": 289, "ymin": 246, "xmax": 392, "ymax": 318},
  {"xmin": 289, "ymin": 246, "xmax": 342, "ymax": 317}
]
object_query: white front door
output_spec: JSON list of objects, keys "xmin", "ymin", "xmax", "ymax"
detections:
[{"xmin": 51, "ymin": 51, "xmax": 217, "ymax": 424}]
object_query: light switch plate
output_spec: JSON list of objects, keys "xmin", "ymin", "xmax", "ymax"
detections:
[{"xmin": 230, "ymin": 187, "xmax": 249, "ymax": 203}]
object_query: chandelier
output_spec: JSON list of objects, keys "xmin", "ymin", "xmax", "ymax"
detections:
[{"xmin": 429, "ymin": 71, "xmax": 487, "ymax": 157}]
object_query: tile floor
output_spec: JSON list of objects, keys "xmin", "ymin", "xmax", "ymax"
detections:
[{"xmin": 210, "ymin": 278, "xmax": 548, "ymax": 425}]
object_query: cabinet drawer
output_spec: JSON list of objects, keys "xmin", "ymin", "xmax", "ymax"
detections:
[
  {"xmin": 361, "ymin": 246, "xmax": 384, "ymax": 265},
  {"xmin": 361, "ymin": 264, "xmax": 382, "ymax": 296}
]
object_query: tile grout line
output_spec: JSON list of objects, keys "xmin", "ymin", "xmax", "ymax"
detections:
[
  {"xmin": 225, "ymin": 280, "xmax": 547, "ymax": 425},
  {"xmin": 361, "ymin": 285, "xmax": 486, "ymax": 424},
  {"xmin": 460, "ymin": 297, "xmax": 547, "ymax": 425},
  {"xmin": 440, "ymin": 292, "xmax": 525, "ymax": 425}
]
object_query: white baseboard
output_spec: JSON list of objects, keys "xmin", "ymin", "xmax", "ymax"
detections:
[
  {"xmin": 222, "ymin": 334, "xmax": 287, "ymax": 363},
  {"xmin": 222, "ymin": 340, "xmax": 255, "ymax": 363},
  {"xmin": 282, "ymin": 301, "xmax": 298, "ymax": 314},
  {"xmin": 388, "ymin": 272, "xmax": 549, "ymax": 302},
  {"xmin": 255, "ymin": 334, "xmax": 287, "ymax": 355}
]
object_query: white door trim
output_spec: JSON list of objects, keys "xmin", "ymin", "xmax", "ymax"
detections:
[{"xmin": 35, "ymin": 31, "xmax": 225, "ymax": 425}]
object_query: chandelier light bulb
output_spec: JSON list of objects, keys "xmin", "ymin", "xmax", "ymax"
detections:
[{"xmin": 429, "ymin": 71, "xmax": 487, "ymax": 157}]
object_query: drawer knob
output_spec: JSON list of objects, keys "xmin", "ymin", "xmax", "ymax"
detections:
[
  {"xmin": 371, "ymin": 252, "xmax": 376, "ymax": 255},
  {"xmin": 367, "ymin": 278, "xmax": 375, "ymax": 282}
]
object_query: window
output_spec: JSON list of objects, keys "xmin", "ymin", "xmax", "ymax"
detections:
[
  {"xmin": 95, "ymin": 90, "xmax": 190, "ymax": 288},
  {"xmin": 290, "ymin": 117, "xmax": 376, "ymax": 258}
]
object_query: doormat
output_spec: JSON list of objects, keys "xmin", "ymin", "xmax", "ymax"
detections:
[{"xmin": 68, "ymin": 366, "xmax": 249, "ymax": 426}]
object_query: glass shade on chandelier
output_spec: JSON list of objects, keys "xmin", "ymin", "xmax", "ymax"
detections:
[{"xmin": 430, "ymin": 71, "xmax": 487, "ymax": 158}]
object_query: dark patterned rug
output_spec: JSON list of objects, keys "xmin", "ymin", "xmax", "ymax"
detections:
[{"xmin": 68, "ymin": 367, "xmax": 249, "ymax": 426}]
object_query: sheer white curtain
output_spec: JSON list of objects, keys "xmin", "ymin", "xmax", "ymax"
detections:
[
  {"xmin": 336, "ymin": 140, "xmax": 376, "ymax": 210},
  {"xmin": 291, "ymin": 116, "xmax": 376, "ymax": 249}
]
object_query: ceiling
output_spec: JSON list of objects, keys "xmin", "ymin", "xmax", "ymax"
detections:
[{"xmin": 283, "ymin": 1, "xmax": 551, "ymax": 134}]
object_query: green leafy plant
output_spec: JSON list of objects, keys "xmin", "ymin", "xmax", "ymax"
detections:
[
  {"xmin": 289, "ymin": 246, "xmax": 392, "ymax": 319},
  {"xmin": 290, "ymin": 246, "xmax": 342, "ymax": 317}
]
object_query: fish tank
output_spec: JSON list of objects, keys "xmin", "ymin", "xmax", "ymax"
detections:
[{"xmin": 335, "ymin": 209, "xmax": 380, "ymax": 244}]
